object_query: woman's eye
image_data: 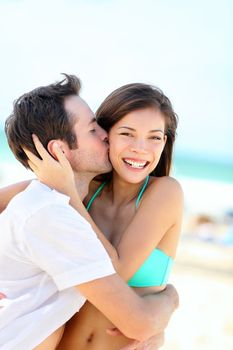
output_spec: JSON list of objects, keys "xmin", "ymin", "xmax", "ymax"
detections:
[
  {"xmin": 150, "ymin": 136, "xmax": 162, "ymax": 141},
  {"xmin": 120, "ymin": 132, "xmax": 133, "ymax": 137},
  {"xmin": 90, "ymin": 128, "xmax": 96, "ymax": 133}
]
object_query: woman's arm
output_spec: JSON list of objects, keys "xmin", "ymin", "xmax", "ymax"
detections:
[
  {"xmin": 70, "ymin": 177, "xmax": 183, "ymax": 281},
  {"xmin": 25, "ymin": 136, "xmax": 183, "ymax": 281},
  {"xmin": 0, "ymin": 181, "xmax": 31, "ymax": 213},
  {"xmin": 115, "ymin": 177, "xmax": 183, "ymax": 279}
]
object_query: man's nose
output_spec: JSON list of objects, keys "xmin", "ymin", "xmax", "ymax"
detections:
[{"xmin": 99, "ymin": 126, "xmax": 108, "ymax": 142}]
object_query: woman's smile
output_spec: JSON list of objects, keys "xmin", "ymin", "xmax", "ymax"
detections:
[{"xmin": 122, "ymin": 158, "xmax": 150, "ymax": 170}]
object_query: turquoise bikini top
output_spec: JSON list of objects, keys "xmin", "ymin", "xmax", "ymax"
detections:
[{"xmin": 86, "ymin": 176, "xmax": 173, "ymax": 287}]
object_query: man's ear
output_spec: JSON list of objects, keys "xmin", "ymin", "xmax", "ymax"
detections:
[{"xmin": 47, "ymin": 140, "xmax": 68, "ymax": 161}]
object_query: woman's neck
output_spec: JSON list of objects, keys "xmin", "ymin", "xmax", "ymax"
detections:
[{"xmin": 107, "ymin": 172, "xmax": 147, "ymax": 208}]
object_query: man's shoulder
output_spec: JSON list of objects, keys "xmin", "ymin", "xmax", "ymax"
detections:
[{"xmin": 7, "ymin": 180, "xmax": 70, "ymax": 219}]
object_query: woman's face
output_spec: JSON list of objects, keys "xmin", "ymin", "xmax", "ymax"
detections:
[{"xmin": 108, "ymin": 107, "xmax": 167, "ymax": 183}]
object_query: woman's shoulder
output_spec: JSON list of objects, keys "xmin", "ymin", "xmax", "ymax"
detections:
[
  {"xmin": 83, "ymin": 180, "xmax": 103, "ymax": 206},
  {"xmin": 149, "ymin": 176, "xmax": 183, "ymax": 193},
  {"xmin": 143, "ymin": 176, "xmax": 183, "ymax": 205},
  {"xmin": 89, "ymin": 179, "xmax": 103, "ymax": 193},
  {"xmin": 137, "ymin": 176, "xmax": 183, "ymax": 225}
]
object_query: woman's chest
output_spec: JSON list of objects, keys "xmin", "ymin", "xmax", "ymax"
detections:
[{"xmin": 89, "ymin": 202, "xmax": 136, "ymax": 247}]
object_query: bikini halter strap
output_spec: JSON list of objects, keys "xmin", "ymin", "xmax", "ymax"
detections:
[
  {"xmin": 135, "ymin": 175, "xmax": 150, "ymax": 208},
  {"xmin": 86, "ymin": 175, "xmax": 150, "ymax": 211},
  {"xmin": 86, "ymin": 182, "xmax": 107, "ymax": 211}
]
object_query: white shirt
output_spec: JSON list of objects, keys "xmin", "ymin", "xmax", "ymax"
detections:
[{"xmin": 0, "ymin": 181, "xmax": 115, "ymax": 349}]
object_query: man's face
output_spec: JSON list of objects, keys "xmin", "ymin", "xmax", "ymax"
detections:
[{"xmin": 64, "ymin": 95, "xmax": 112, "ymax": 176}]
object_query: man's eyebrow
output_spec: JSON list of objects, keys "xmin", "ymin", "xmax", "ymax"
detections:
[
  {"xmin": 118, "ymin": 126, "xmax": 165, "ymax": 133},
  {"xmin": 88, "ymin": 117, "xmax": 97, "ymax": 125}
]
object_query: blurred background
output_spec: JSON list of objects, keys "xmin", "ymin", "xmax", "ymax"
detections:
[{"xmin": 0, "ymin": 0, "xmax": 232, "ymax": 348}]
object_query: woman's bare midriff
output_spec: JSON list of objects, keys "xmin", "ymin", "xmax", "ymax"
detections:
[{"xmin": 57, "ymin": 286, "xmax": 165, "ymax": 350}]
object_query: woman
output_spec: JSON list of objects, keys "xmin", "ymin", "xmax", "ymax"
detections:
[{"xmin": 0, "ymin": 83, "xmax": 183, "ymax": 349}]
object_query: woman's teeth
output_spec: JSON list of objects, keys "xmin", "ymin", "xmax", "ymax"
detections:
[{"xmin": 123, "ymin": 159, "xmax": 148, "ymax": 169}]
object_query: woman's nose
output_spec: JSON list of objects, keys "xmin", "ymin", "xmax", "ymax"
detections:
[{"xmin": 129, "ymin": 139, "xmax": 148, "ymax": 154}]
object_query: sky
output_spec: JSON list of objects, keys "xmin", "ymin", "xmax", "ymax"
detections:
[{"xmin": 0, "ymin": 0, "xmax": 232, "ymax": 162}]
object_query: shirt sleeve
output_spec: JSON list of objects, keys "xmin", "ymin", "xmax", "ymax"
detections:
[{"xmin": 23, "ymin": 202, "xmax": 115, "ymax": 291}]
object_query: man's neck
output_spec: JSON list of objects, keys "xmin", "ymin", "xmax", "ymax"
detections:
[{"xmin": 74, "ymin": 172, "xmax": 94, "ymax": 201}]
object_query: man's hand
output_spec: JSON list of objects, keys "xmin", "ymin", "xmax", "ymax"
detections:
[
  {"xmin": 107, "ymin": 328, "xmax": 164, "ymax": 350},
  {"xmin": 163, "ymin": 284, "xmax": 179, "ymax": 309},
  {"xmin": 120, "ymin": 333, "xmax": 165, "ymax": 350},
  {"xmin": 121, "ymin": 284, "xmax": 178, "ymax": 349},
  {"xmin": 141, "ymin": 284, "xmax": 179, "ymax": 336}
]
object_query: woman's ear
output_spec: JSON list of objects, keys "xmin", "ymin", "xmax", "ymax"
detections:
[{"xmin": 47, "ymin": 140, "xmax": 67, "ymax": 160}]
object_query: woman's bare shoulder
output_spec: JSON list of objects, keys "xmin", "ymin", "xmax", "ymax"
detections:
[
  {"xmin": 148, "ymin": 176, "xmax": 183, "ymax": 197},
  {"xmin": 89, "ymin": 179, "xmax": 101, "ymax": 192},
  {"xmin": 84, "ymin": 180, "xmax": 103, "ymax": 205}
]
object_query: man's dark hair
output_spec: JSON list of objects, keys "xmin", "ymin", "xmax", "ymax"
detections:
[{"xmin": 5, "ymin": 74, "xmax": 81, "ymax": 168}]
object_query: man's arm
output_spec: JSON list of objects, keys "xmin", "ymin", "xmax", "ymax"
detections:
[{"xmin": 77, "ymin": 274, "xmax": 178, "ymax": 342}]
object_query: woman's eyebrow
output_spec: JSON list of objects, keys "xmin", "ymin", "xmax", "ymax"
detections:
[
  {"xmin": 148, "ymin": 129, "xmax": 165, "ymax": 134},
  {"xmin": 117, "ymin": 126, "xmax": 135, "ymax": 131},
  {"xmin": 118, "ymin": 126, "xmax": 164, "ymax": 133}
]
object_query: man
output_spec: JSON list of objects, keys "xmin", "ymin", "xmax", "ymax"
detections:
[{"xmin": 0, "ymin": 74, "xmax": 178, "ymax": 349}]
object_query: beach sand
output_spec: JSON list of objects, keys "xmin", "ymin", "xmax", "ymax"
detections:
[{"xmin": 162, "ymin": 239, "xmax": 233, "ymax": 350}]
